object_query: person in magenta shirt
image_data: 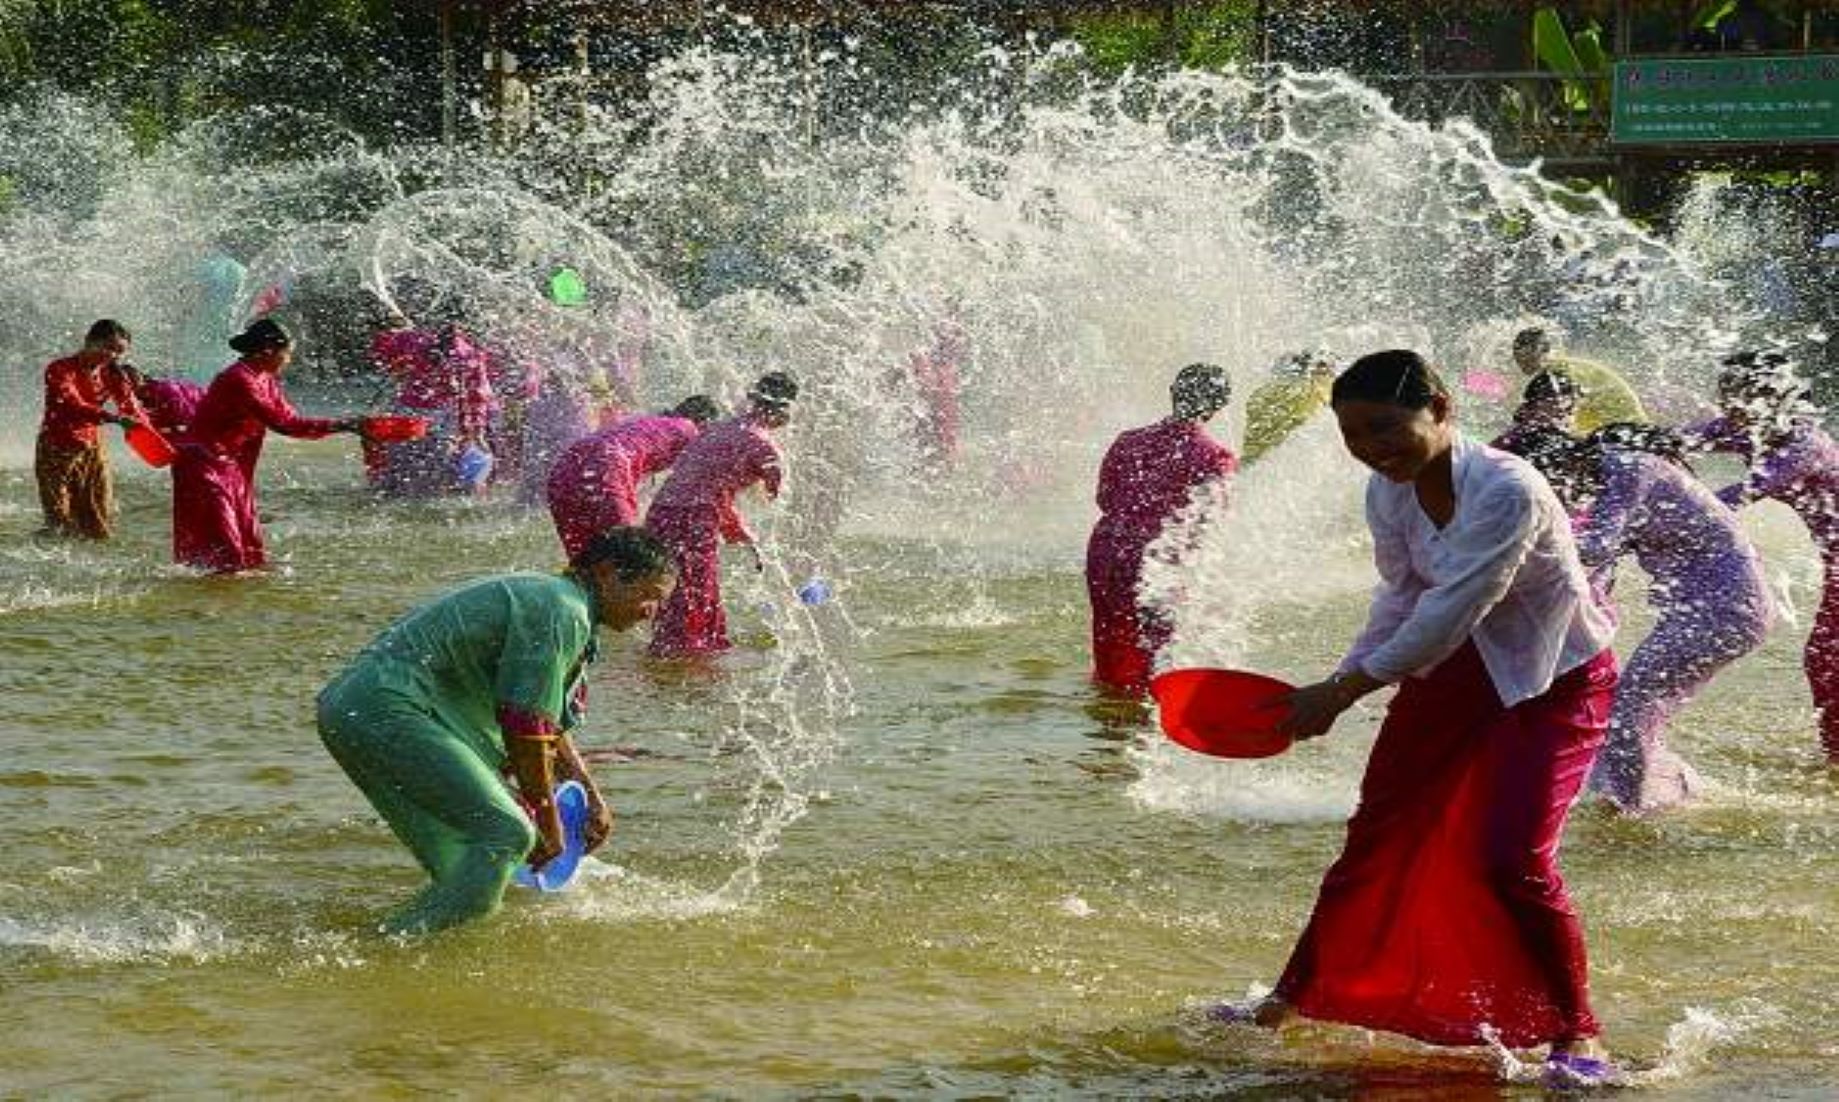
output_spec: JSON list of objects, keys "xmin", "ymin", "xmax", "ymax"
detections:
[
  {"xmin": 644, "ymin": 373, "xmax": 796, "ymax": 657},
  {"xmin": 173, "ymin": 319, "xmax": 366, "ymax": 573},
  {"xmin": 1682, "ymin": 351, "xmax": 1839, "ymax": 761},
  {"xmin": 1085, "ymin": 363, "xmax": 1237, "ymax": 694},
  {"xmin": 368, "ymin": 316, "xmax": 497, "ymax": 498},
  {"xmin": 546, "ymin": 395, "xmax": 721, "ymax": 559},
  {"xmin": 118, "ymin": 363, "xmax": 206, "ymax": 445}
]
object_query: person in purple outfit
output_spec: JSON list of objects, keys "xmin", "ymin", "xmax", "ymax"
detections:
[
  {"xmin": 1510, "ymin": 423, "xmax": 1771, "ymax": 812},
  {"xmin": 1681, "ymin": 352, "xmax": 1839, "ymax": 762}
]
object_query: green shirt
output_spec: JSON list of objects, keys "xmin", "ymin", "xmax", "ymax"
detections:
[
  {"xmin": 337, "ymin": 572, "xmax": 598, "ymax": 766},
  {"xmin": 1242, "ymin": 374, "xmax": 1334, "ymax": 464},
  {"xmin": 1538, "ymin": 356, "xmax": 1647, "ymax": 435}
]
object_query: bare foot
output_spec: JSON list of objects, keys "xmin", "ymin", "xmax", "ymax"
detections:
[{"xmin": 1252, "ymin": 996, "xmax": 1298, "ymax": 1029}]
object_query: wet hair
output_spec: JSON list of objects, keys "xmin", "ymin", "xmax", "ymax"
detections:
[
  {"xmin": 1588, "ymin": 422, "xmax": 1692, "ymax": 470},
  {"xmin": 1717, "ymin": 349, "xmax": 1808, "ymax": 408},
  {"xmin": 1331, "ymin": 349, "xmax": 1449, "ymax": 411},
  {"xmin": 671, "ymin": 394, "xmax": 722, "ymax": 424},
  {"xmin": 1521, "ymin": 369, "xmax": 1579, "ymax": 408},
  {"xmin": 1497, "ymin": 425, "xmax": 1591, "ymax": 501},
  {"xmin": 749, "ymin": 371, "xmax": 799, "ymax": 410},
  {"xmin": 1498, "ymin": 424, "xmax": 1580, "ymax": 473},
  {"xmin": 1170, "ymin": 362, "xmax": 1231, "ymax": 419},
  {"xmin": 1512, "ymin": 327, "xmax": 1549, "ymax": 351},
  {"xmin": 228, "ymin": 318, "xmax": 292, "ymax": 354},
  {"xmin": 1272, "ymin": 349, "xmax": 1335, "ymax": 380},
  {"xmin": 571, "ymin": 525, "xmax": 677, "ymax": 581},
  {"xmin": 85, "ymin": 319, "xmax": 131, "ymax": 345}
]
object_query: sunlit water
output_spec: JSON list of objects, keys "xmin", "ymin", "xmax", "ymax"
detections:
[
  {"xmin": 2, "ymin": 35, "xmax": 1836, "ymax": 1096},
  {"xmin": 0, "ymin": 440, "xmax": 1833, "ymax": 1098}
]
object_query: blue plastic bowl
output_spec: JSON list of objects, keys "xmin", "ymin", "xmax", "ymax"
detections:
[
  {"xmin": 455, "ymin": 444, "xmax": 495, "ymax": 490},
  {"xmin": 512, "ymin": 780, "xmax": 592, "ymax": 892}
]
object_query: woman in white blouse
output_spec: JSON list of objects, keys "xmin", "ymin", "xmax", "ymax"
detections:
[{"xmin": 1232, "ymin": 350, "xmax": 1619, "ymax": 1084}]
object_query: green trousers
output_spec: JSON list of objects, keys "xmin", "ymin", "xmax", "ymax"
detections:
[{"xmin": 318, "ymin": 670, "xmax": 535, "ymax": 935}]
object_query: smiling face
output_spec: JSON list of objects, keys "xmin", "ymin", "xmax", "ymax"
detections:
[{"xmin": 1334, "ymin": 395, "xmax": 1453, "ymax": 483}]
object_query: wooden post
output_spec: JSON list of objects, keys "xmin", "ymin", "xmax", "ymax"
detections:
[
  {"xmin": 1614, "ymin": 0, "xmax": 1631, "ymax": 55},
  {"xmin": 487, "ymin": 6, "xmax": 506, "ymax": 151},
  {"xmin": 440, "ymin": 0, "xmax": 457, "ymax": 151},
  {"xmin": 1161, "ymin": 0, "xmax": 1180, "ymax": 64}
]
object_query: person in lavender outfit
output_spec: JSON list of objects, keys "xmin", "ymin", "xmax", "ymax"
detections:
[{"xmin": 1681, "ymin": 352, "xmax": 1839, "ymax": 762}]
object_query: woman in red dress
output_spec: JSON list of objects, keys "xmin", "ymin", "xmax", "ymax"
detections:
[
  {"xmin": 1233, "ymin": 350, "xmax": 1619, "ymax": 1086},
  {"xmin": 172, "ymin": 319, "xmax": 366, "ymax": 573}
]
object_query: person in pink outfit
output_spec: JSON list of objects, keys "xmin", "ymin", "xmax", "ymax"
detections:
[
  {"xmin": 1682, "ymin": 351, "xmax": 1839, "ymax": 761},
  {"xmin": 1085, "ymin": 363, "xmax": 1238, "ymax": 694},
  {"xmin": 644, "ymin": 373, "xmax": 796, "ymax": 657},
  {"xmin": 118, "ymin": 364, "xmax": 206, "ymax": 444},
  {"xmin": 172, "ymin": 320, "xmax": 366, "ymax": 573},
  {"xmin": 546, "ymin": 395, "xmax": 721, "ymax": 559},
  {"xmin": 368, "ymin": 314, "xmax": 497, "ymax": 498}
]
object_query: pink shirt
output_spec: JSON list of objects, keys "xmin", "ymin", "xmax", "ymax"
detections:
[
  {"xmin": 138, "ymin": 378, "xmax": 206, "ymax": 443},
  {"xmin": 190, "ymin": 361, "xmax": 341, "ymax": 467},
  {"xmin": 372, "ymin": 326, "xmax": 496, "ymax": 438},
  {"xmin": 648, "ymin": 414, "xmax": 783, "ymax": 543},
  {"xmin": 550, "ymin": 415, "xmax": 699, "ymax": 493},
  {"xmin": 1094, "ymin": 418, "xmax": 1237, "ymax": 534}
]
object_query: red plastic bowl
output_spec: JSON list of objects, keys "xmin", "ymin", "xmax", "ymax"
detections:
[
  {"xmin": 363, "ymin": 414, "xmax": 432, "ymax": 442},
  {"xmin": 123, "ymin": 423, "xmax": 177, "ymax": 468},
  {"xmin": 1150, "ymin": 667, "xmax": 1296, "ymax": 759}
]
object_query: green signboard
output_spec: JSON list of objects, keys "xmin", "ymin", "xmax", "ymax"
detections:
[{"xmin": 1611, "ymin": 55, "xmax": 1839, "ymax": 144}]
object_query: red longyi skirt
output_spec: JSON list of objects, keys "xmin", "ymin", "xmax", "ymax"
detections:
[{"xmin": 1274, "ymin": 643, "xmax": 1618, "ymax": 1048}]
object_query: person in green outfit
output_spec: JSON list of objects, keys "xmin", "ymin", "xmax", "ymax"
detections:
[
  {"xmin": 1242, "ymin": 349, "xmax": 1338, "ymax": 464},
  {"xmin": 1512, "ymin": 328, "xmax": 1646, "ymax": 434},
  {"xmin": 317, "ymin": 525, "xmax": 676, "ymax": 935}
]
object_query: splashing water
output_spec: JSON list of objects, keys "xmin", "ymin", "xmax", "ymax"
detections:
[{"xmin": 1, "ymin": 27, "xmax": 1833, "ymax": 1095}]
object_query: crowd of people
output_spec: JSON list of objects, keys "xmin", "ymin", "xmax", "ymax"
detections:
[
  {"xmin": 29, "ymin": 301, "xmax": 1836, "ymax": 1086},
  {"xmin": 1084, "ymin": 333, "xmax": 1835, "ymax": 1085}
]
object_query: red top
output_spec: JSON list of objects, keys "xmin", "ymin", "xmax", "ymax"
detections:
[
  {"xmin": 1095, "ymin": 417, "xmax": 1238, "ymax": 533},
  {"xmin": 648, "ymin": 414, "xmax": 783, "ymax": 543},
  {"xmin": 39, "ymin": 356, "xmax": 145, "ymax": 449},
  {"xmin": 190, "ymin": 361, "xmax": 341, "ymax": 468}
]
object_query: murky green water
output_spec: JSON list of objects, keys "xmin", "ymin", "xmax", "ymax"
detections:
[{"xmin": 2, "ymin": 440, "xmax": 1836, "ymax": 1098}]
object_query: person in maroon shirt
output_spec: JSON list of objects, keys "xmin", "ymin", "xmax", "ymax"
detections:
[
  {"xmin": 172, "ymin": 319, "xmax": 367, "ymax": 573},
  {"xmin": 36, "ymin": 319, "xmax": 147, "ymax": 540},
  {"xmin": 1085, "ymin": 363, "xmax": 1237, "ymax": 693}
]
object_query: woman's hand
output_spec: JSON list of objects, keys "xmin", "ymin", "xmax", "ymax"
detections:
[
  {"xmin": 1280, "ymin": 680, "xmax": 1354, "ymax": 741},
  {"xmin": 526, "ymin": 801, "xmax": 566, "ymax": 869},
  {"xmin": 582, "ymin": 793, "xmax": 615, "ymax": 855},
  {"xmin": 554, "ymin": 735, "xmax": 614, "ymax": 855},
  {"xmin": 1280, "ymin": 670, "xmax": 1382, "ymax": 741}
]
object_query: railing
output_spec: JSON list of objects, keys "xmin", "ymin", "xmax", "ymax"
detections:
[{"xmin": 1368, "ymin": 71, "xmax": 1613, "ymax": 165}]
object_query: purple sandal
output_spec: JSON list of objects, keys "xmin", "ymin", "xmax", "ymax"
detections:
[{"xmin": 1543, "ymin": 1051, "xmax": 1618, "ymax": 1089}]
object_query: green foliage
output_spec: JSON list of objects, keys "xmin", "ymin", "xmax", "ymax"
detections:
[
  {"xmin": 1071, "ymin": 1, "xmax": 1259, "ymax": 74},
  {"xmin": 0, "ymin": 0, "xmax": 443, "ymax": 149}
]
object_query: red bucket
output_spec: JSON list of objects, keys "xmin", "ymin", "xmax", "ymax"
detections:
[
  {"xmin": 363, "ymin": 414, "xmax": 432, "ymax": 442},
  {"xmin": 123, "ymin": 423, "xmax": 177, "ymax": 468},
  {"xmin": 1150, "ymin": 668, "xmax": 1296, "ymax": 759}
]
